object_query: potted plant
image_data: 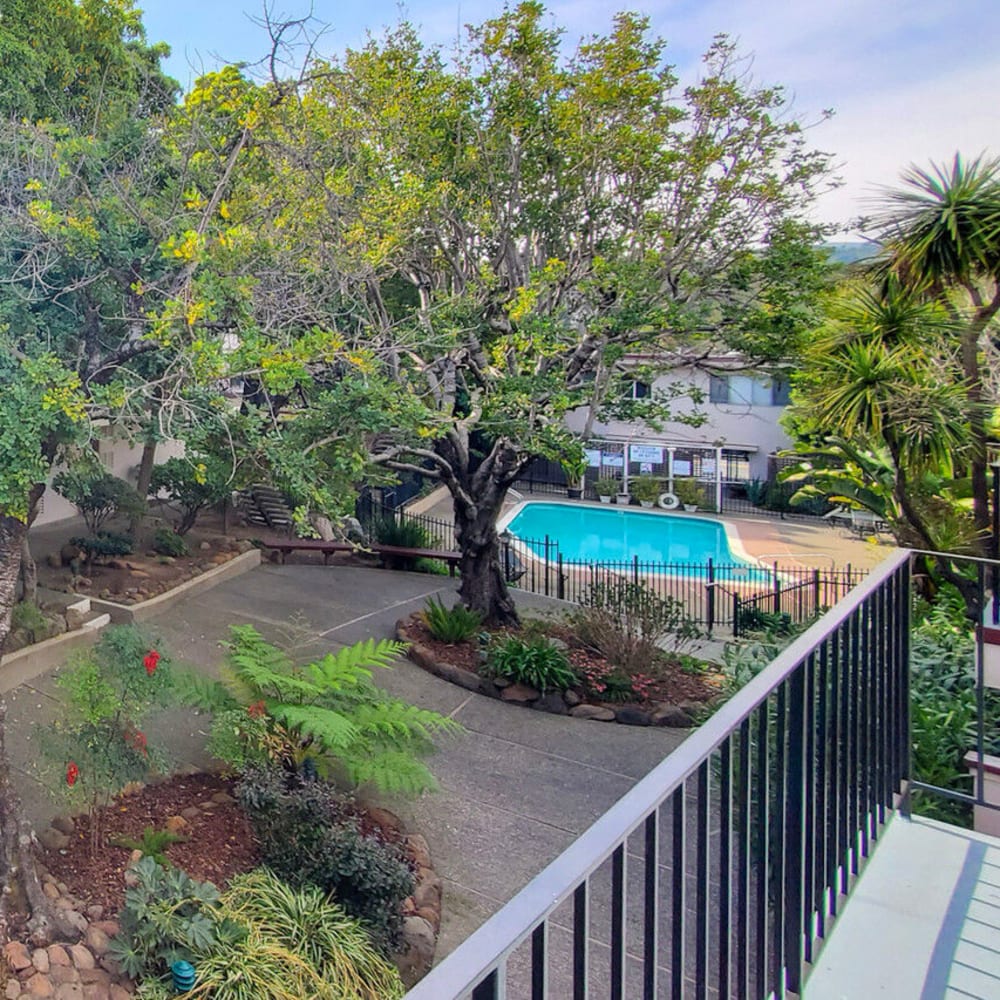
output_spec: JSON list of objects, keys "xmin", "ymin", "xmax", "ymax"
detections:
[
  {"xmin": 673, "ymin": 478, "xmax": 703, "ymax": 512},
  {"xmin": 594, "ymin": 478, "xmax": 618, "ymax": 503},
  {"xmin": 630, "ymin": 475, "xmax": 661, "ymax": 508},
  {"xmin": 561, "ymin": 454, "xmax": 588, "ymax": 500}
]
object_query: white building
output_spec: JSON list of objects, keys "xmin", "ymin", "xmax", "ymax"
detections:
[{"xmin": 563, "ymin": 356, "xmax": 793, "ymax": 490}]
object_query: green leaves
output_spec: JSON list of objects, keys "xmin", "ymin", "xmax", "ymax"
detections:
[{"xmin": 186, "ymin": 625, "xmax": 455, "ymax": 794}]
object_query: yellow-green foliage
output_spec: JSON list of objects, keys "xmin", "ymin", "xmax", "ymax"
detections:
[{"xmin": 183, "ymin": 868, "xmax": 404, "ymax": 1000}]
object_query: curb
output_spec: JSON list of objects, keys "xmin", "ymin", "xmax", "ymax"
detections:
[{"xmin": 89, "ymin": 548, "xmax": 261, "ymax": 623}]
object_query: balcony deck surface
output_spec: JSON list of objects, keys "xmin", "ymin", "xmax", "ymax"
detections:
[{"xmin": 805, "ymin": 815, "xmax": 1000, "ymax": 1000}]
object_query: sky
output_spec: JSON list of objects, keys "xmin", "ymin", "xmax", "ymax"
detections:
[{"xmin": 138, "ymin": 0, "xmax": 1000, "ymax": 234}]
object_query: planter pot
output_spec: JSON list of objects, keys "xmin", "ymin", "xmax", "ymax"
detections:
[
  {"xmin": 598, "ymin": 494, "xmax": 613, "ymax": 504},
  {"xmin": 566, "ymin": 487, "xmax": 583, "ymax": 500},
  {"xmin": 615, "ymin": 494, "xmax": 631, "ymax": 505},
  {"xmin": 683, "ymin": 504, "xmax": 698, "ymax": 512},
  {"xmin": 639, "ymin": 500, "xmax": 654, "ymax": 508}
]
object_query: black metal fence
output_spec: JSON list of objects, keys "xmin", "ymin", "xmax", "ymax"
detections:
[
  {"xmin": 405, "ymin": 550, "xmax": 913, "ymax": 999},
  {"xmin": 355, "ymin": 500, "xmax": 865, "ymax": 634},
  {"xmin": 503, "ymin": 535, "xmax": 865, "ymax": 635}
]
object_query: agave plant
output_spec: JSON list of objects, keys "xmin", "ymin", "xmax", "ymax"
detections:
[{"xmin": 175, "ymin": 625, "xmax": 459, "ymax": 793}]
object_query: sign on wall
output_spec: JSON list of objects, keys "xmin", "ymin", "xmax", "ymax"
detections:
[{"xmin": 630, "ymin": 444, "xmax": 664, "ymax": 464}]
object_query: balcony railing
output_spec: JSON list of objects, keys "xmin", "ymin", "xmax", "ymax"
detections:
[{"xmin": 406, "ymin": 549, "xmax": 914, "ymax": 999}]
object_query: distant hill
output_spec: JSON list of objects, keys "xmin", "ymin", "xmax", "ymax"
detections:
[{"xmin": 823, "ymin": 242, "xmax": 879, "ymax": 265}]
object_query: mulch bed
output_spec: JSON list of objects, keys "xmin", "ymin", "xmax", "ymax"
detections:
[
  {"xmin": 39, "ymin": 773, "xmax": 260, "ymax": 916},
  {"xmin": 398, "ymin": 615, "xmax": 722, "ymax": 709}
]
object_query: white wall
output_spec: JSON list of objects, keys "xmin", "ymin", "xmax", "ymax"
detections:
[
  {"xmin": 35, "ymin": 433, "xmax": 186, "ymax": 527},
  {"xmin": 565, "ymin": 366, "xmax": 792, "ymax": 480}
]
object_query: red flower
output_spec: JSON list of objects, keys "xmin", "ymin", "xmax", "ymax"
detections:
[
  {"xmin": 66, "ymin": 762, "xmax": 79, "ymax": 787},
  {"xmin": 247, "ymin": 700, "xmax": 266, "ymax": 719},
  {"xmin": 126, "ymin": 728, "xmax": 148, "ymax": 756},
  {"xmin": 143, "ymin": 650, "xmax": 160, "ymax": 676}
]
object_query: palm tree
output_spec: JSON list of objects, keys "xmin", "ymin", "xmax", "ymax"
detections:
[{"xmin": 873, "ymin": 154, "xmax": 1000, "ymax": 541}]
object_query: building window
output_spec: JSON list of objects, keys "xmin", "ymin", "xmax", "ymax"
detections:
[
  {"xmin": 709, "ymin": 374, "xmax": 788, "ymax": 407},
  {"xmin": 629, "ymin": 380, "xmax": 651, "ymax": 399}
]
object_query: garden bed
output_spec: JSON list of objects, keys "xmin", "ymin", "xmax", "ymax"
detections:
[{"xmin": 397, "ymin": 612, "xmax": 722, "ymax": 727}]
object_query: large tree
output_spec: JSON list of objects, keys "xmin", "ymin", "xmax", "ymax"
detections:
[
  {"xmin": 872, "ymin": 155, "xmax": 1000, "ymax": 540},
  {"xmin": 235, "ymin": 4, "xmax": 832, "ymax": 623}
]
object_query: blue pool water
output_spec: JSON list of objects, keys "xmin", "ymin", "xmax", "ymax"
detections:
[{"xmin": 504, "ymin": 502, "xmax": 754, "ymax": 569}]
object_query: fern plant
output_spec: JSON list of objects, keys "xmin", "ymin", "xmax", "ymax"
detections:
[
  {"xmin": 175, "ymin": 625, "xmax": 459, "ymax": 794},
  {"xmin": 421, "ymin": 596, "xmax": 483, "ymax": 643}
]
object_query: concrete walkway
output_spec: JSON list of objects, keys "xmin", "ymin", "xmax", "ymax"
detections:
[{"xmin": 4, "ymin": 563, "xmax": 689, "ymax": 959}]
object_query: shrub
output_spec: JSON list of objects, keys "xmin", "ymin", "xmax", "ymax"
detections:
[
  {"xmin": 40, "ymin": 626, "xmax": 173, "ymax": 852},
  {"xmin": 372, "ymin": 515, "xmax": 431, "ymax": 549},
  {"xmin": 107, "ymin": 856, "xmax": 240, "ymax": 981},
  {"xmin": 483, "ymin": 636, "xmax": 577, "ymax": 692},
  {"xmin": 594, "ymin": 477, "xmax": 619, "ymax": 497},
  {"xmin": 237, "ymin": 768, "xmax": 414, "ymax": 955},
  {"xmin": 630, "ymin": 475, "xmax": 661, "ymax": 503},
  {"xmin": 735, "ymin": 606, "xmax": 793, "ymax": 636},
  {"xmin": 109, "ymin": 825, "xmax": 186, "ymax": 867},
  {"xmin": 151, "ymin": 527, "xmax": 187, "ymax": 557},
  {"xmin": 188, "ymin": 868, "xmax": 404, "ymax": 1000},
  {"xmin": 576, "ymin": 660, "xmax": 655, "ymax": 703},
  {"xmin": 571, "ymin": 579, "xmax": 702, "ymax": 673},
  {"xmin": 672, "ymin": 478, "xmax": 703, "ymax": 507},
  {"xmin": 11, "ymin": 601, "xmax": 48, "ymax": 642},
  {"xmin": 70, "ymin": 531, "xmax": 133, "ymax": 564},
  {"xmin": 909, "ymin": 587, "xmax": 1000, "ymax": 825},
  {"xmin": 421, "ymin": 596, "xmax": 483, "ymax": 643},
  {"xmin": 149, "ymin": 456, "xmax": 230, "ymax": 535},
  {"xmin": 54, "ymin": 468, "xmax": 144, "ymax": 533},
  {"xmin": 176, "ymin": 625, "xmax": 460, "ymax": 794}
]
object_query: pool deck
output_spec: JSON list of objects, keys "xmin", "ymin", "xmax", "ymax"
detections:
[{"xmin": 413, "ymin": 488, "xmax": 892, "ymax": 573}]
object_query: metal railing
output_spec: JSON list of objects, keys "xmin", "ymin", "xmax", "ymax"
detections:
[{"xmin": 405, "ymin": 550, "xmax": 912, "ymax": 999}]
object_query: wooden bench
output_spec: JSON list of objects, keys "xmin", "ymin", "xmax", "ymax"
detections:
[{"xmin": 261, "ymin": 537, "xmax": 462, "ymax": 576}]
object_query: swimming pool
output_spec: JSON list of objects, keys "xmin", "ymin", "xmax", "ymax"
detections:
[{"xmin": 500, "ymin": 501, "xmax": 756, "ymax": 569}]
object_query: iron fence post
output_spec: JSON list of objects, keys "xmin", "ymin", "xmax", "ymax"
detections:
[{"xmin": 707, "ymin": 558, "xmax": 715, "ymax": 637}]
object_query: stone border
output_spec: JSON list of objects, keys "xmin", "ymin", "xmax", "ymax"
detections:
[
  {"xmin": 89, "ymin": 547, "xmax": 261, "ymax": 624},
  {"xmin": 396, "ymin": 620, "xmax": 700, "ymax": 728},
  {"xmin": 27, "ymin": 797, "xmax": 441, "ymax": 995}
]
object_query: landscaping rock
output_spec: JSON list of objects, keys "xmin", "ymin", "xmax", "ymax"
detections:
[
  {"xmin": 546, "ymin": 637, "xmax": 569, "ymax": 651},
  {"xmin": 614, "ymin": 706, "xmax": 652, "ymax": 726},
  {"xmin": 23, "ymin": 975, "xmax": 52, "ymax": 998},
  {"xmin": 412, "ymin": 869, "xmax": 442, "ymax": 911},
  {"xmin": 408, "ymin": 644, "xmax": 440, "ymax": 675},
  {"xmin": 405, "ymin": 834, "xmax": 432, "ymax": 870},
  {"xmin": 366, "ymin": 807, "xmax": 404, "ymax": 835},
  {"xmin": 564, "ymin": 690, "xmax": 582, "ymax": 707},
  {"xmin": 164, "ymin": 815, "xmax": 189, "ymax": 835},
  {"xmin": 37, "ymin": 829, "xmax": 70, "ymax": 852},
  {"xmin": 5, "ymin": 979, "xmax": 21, "ymax": 999},
  {"xmin": 45, "ymin": 948, "xmax": 70, "ymax": 969},
  {"xmin": 651, "ymin": 704, "xmax": 694, "ymax": 728},
  {"xmin": 435, "ymin": 661, "xmax": 482, "ymax": 693},
  {"xmin": 31, "ymin": 951, "xmax": 49, "ymax": 975},
  {"xmin": 534, "ymin": 691, "xmax": 569, "ymax": 715},
  {"xmin": 180, "ymin": 806, "xmax": 201, "ymax": 821},
  {"xmin": 83, "ymin": 928, "xmax": 109, "ymax": 958},
  {"xmin": 211, "ymin": 791, "xmax": 235, "ymax": 805},
  {"xmin": 67, "ymin": 949, "xmax": 93, "ymax": 973},
  {"xmin": 569, "ymin": 704, "xmax": 616, "ymax": 722},
  {"xmin": 500, "ymin": 683, "xmax": 539, "ymax": 703},
  {"xmin": 398, "ymin": 916, "xmax": 436, "ymax": 984},
  {"xmin": 491, "ymin": 676, "xmax": 511, "ymax": 688},
  {"xmin": 50, "ymin": 816, "xmax": 75, "ymax": 836},
  {"xmin": 42, "ymin": 883, "xmax": 60, "ymax": 901},
  {"xmin": 6, "ymin": 942, "xmax": 33, "ymax": 973}
]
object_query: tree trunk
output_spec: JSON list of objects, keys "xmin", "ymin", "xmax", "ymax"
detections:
[
  {"xmin": 18, "ymin": 536, "xmax": 36, "ymax": 607},
  {"xmin": 128, "ymin": 437, "xmax": 158, "ymax": 536},
  {"xmin": 455, "ymin": 501, "xmax": 520, "ymax": 626},
  {"xmin": 0, "ymin": 490, "xmax": 74, "ymax": 941}
]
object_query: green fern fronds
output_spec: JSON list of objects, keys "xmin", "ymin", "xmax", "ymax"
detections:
[
  {"xmin": 268, "ymin": 704, "xmax": 358, "ymax": 752},
  {"xmin": 199, "ymin": 625, "xmax": 457, "ymax": 794},
  {"xmin": 343, "ymin": 749, "xmax": 439, "ymax": 796},
  {"xmin": 171, "ymin": 669, "xmax": 238, "ymax": 713},
  {"xmin": 306, "ymin": 639, "xmax": 407, "ymax": 690}
]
